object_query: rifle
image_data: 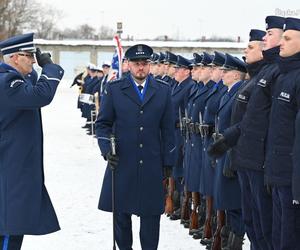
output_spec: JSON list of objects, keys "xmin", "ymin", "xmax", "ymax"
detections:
[
  {"xmin": 110, "ymin": 134, "xmax": 117, "ymax": 250},
  {"xmin": 178, "ymin": 106, "xmax": 184, "ymax": 136},
  {"xmin": 212, "ymin": 116, "xmax": 220, "ymax": 142},
  {"xmin": 164, "ymin": 177, "xmax": 175, "ymax": 215},
  {"xmin": 184, "ymin": 108, "xmax": 190, "ymax": 140},
  {"xmin": 198, "ymin": 111, "xmax": 204, "ymax": 139}
]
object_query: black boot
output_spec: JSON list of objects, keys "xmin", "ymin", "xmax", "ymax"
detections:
[
  {"xmin": 223, "ymin": 232, "xmax": 243, "ymax": 250},
  {"xmin": 220, "ymin": 226, "xmax": 230, "ymax": 250}
]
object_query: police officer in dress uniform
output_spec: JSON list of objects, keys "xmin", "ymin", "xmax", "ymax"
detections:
[
  {"xmin": 163, "ymin": 51, "xmax": 179, "ymax": 217},
  {"xmin": 209, "ymin": 16, "xmax": 285, "ymax": 250},
  {"xmin": 169, "ymin": 55, "xmax": 194, "ymax": 221},
  {"xmin": 95, "ymin": 44, "xmax": 175, "ymax": 250},
  {"xmin": 155, "ymin": 52, "xmax": 166, "ymax": 80},
  {"xmin": 264, "ymin": 17, "xmax": 300, "ymax": 250},
  {"xmin": 164, "ymin": 51, "xmax": 178, "ymax": 88},
  {"xmin": 149, "ymin": 52, "xmax": 159, "ymax": 78},
  {"xmin": 177, "ymin": 52, "xmax": 202, "ymax": 225},
  {"xmin": 209, "ymin": 54, "xmax": 246, "ymax": 250},
  {"xmin": 0, "ymin": 33, "xmax": 64, "ymax": 250}
]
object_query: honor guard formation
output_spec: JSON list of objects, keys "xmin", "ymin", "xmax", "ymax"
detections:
[{"xmin": 1, "ymin": 14, "xmax": 300, "ymax": 250}]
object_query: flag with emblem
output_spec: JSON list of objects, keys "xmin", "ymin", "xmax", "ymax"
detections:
[{"xmin": 108, "ymin": 35, "xmax": 123, "ymax": 81}]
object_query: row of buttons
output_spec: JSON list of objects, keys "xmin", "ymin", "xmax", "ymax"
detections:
[{"xmin": 139, "ymin": 109, "xmax": 144, "ymax": 165}]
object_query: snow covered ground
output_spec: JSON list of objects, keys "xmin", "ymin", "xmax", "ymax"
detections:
[{"xmin": 21, "ymin": 81, "xmax": 250, "ymax": 250}]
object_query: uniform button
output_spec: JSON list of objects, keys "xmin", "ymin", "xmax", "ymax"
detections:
[
  {"xmin": 140, "ymin": 110, "xmax": 144, "ymax": 114},
  {"xmin": 193, "ymin": 104, "xmax": 195, "ymax": 107},
  {"xmin": 205, "ymin": 106, "xmax": 207, "ymax": 110},
  {"xmin": 191, "ymin": 143, "xmax": 194, "ymax": 147},
  {"xmin": 139, "ymin": 144, "xmax": 143, "ymax": 148},
  {"xmin": 140, "ymin": 126, "xmax": 144, "ymax": 131},
  {"xmin": 139, "ymin": 160, "xmax": 143, "ymax": 164},
  {"xmin": 203, "ymin": 148, "xmax": 206, "ymax": 152}
]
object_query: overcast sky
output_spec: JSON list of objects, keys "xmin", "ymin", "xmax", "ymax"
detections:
[{"xmin": 36, "ymin": 0, "xmax": 299, "ymax": 41}]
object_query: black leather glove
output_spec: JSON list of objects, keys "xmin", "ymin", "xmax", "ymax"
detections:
[
  {"xmin": 36, "ymin": 47, "xmax": 53, "ymax": 67},
  {"xmin": 210, "ymin": 158, "xmax": 217, "ymax": 168},
  {"xmin": 106, "ymin": 151, "xmax": 119, "ymax": 170},
  {"xmin": 207, "ymin": 134, "xmax": 230, "ymax": 158},
  {"xmin": 163, "ymin": 166, "xmax": 173, "ymax": 179},
  {"xmin": 223, "ymin": 166, "xmax": 236, "ymax": 178}
]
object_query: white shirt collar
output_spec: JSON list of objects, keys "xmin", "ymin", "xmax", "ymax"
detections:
[
  {"xmin": 134, "ymin": 79, "xmax": 146, "ymax": 93},
  {"xmin": 227, "ymin": 81, "xmax": 239, "ymax": 92}
]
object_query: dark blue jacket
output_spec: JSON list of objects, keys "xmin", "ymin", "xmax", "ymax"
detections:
[
  {"xmin": 95, "ymin": 74, "xmax": 175, "ymax": 216},
  {"xmin": 293, "ymin": 111, "xmax": 300, "ymax": 200},
  {"xmin": 0, "ymin": 62, "xmax": 64, "ymax": 235},
  {"xmin": 234, "ymin": 47, "xmax": 281, "ymax": 171},
  {"xmin": 184, "ymin": 81, "xmax": 214, "ymax": 192},
  {"xmin": 213, "ymin": 81, "xmax": 243, "ymax": 210},
  {"xmin": 223, "ymin": 60, "xmax": 267, "ymax": 170},
  {"xmin": 171, "ymin": 76, "xmax": 194, "ymax": 177},
  {"xmin": 200, "ymin": 81, "xmax": 227, "ymax": 196},
  {"xmin": 265, "ymin": 52, "xmax": 300, "ymax": 191}
]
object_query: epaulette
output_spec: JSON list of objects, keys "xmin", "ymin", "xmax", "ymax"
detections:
[{"xmin": 156, "ymin": 78, "xmax": 169, "ymax": 86}]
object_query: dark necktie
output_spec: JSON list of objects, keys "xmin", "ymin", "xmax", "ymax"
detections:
[{"xmin": 138, "ymin": 85, "xmax": 143, "ymax": 93}]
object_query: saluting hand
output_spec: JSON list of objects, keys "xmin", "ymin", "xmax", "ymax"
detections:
[{"xmin": 36, "ymin": 47, "xmax": 53, "ymax": 67}]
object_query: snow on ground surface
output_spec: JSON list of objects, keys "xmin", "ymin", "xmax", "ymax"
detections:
[{"xmin": 22, "ymin": 81, "xmax": 250, "ymax": 250}]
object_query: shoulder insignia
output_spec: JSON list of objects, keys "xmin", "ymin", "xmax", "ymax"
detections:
[
  {"xmin": 278, "ymin": 91, "xmax": 290, "ymax": 102},
  {"xmin": 10, "ymin": 79, "xmax": 25, "ymax": 88},
  {"xmin": 257, "ymin": 78, "xmax": 267, "ymax": 87}
]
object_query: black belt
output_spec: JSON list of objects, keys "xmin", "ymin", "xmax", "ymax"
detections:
[{"xmin": 200, "ymin": 124, "xmax": 215, "ymax": 137}]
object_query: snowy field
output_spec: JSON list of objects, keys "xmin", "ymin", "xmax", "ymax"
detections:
[{"xmin": 21, "ymin": 80, "xmax": 250, "ymax": 250}]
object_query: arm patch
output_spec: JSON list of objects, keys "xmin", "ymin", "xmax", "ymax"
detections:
[{"xmin": 10, "ymin": 79, "xmax": 25, "ymax": 88}]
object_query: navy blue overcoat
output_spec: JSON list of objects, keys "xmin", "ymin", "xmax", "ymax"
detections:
[
  {"xmin": 96, "ymin": 74, "xmax": 175, "ymax": 216},
  {"xmin": 0, "ymin": 62, "xmax": 64, "ymax": 235}
]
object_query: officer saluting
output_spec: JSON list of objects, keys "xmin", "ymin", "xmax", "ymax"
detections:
[
  {"xmin": 0, "ymin": 33, "xmax": 64, "ymax": 249},
  {"xmin": 95, "ymin": 44, "xmax": 175, "ymax": 250}
]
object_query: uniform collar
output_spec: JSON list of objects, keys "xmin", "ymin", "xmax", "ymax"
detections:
[
  {"xmin": 0, "ymin": 62, "xmax": 19, "ymax": 73},
  {"xmin": 278, "ymin": 51, "xmax": 300, "ymax": 73},
  {"xmin": 246, "ymin": 59, "xmax": 267, "ymax": 78},
  {"xmin": 262, "ymin": 46, "xmax": 280, "ymax": 64}
]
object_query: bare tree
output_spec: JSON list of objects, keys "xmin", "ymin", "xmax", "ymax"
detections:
[
  {"xmin": 30, "ymin": 3, "xmax": 62, "ymax": 39},
  {"xmin": 3, "ymin": 0, "xmax": 38, "ymax": 37},
  {"xmin": 0, "ymin": 0, "xmax": 60, "ymax": 40},
  {"xmin": 97, "ymin": 25, "xmax": 115, "ymax": 39},
  {"xmin": 77, "ymin": 24, "xmax": 96, "ymax": 39},
  {"xmin": 0, "ymin": 0, "xmax": 11, "ymax": 39}
]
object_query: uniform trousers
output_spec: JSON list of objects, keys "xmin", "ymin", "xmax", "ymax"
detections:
[
  {"xmin": 115, "ymin": 213, "xmax": 161, "ymax": 250},
  {"xmin": 238, "ymin": 169, "xmax": 273, "ymax": 250},
  {"xmin": 0, "ymin": 236, "xmax": 23, "ymax": 250},
  {"xmin": 272, "ymin": 186, "xmax": 300, "ymax": 250},
  {"xmin": 226, "ymin": 209, "xmax": 244, "ymax": 236}
]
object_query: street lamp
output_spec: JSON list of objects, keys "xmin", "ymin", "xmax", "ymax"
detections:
[{"xmin": 117, "ymin": 22, "xmax": 123, "ymax": 38}]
